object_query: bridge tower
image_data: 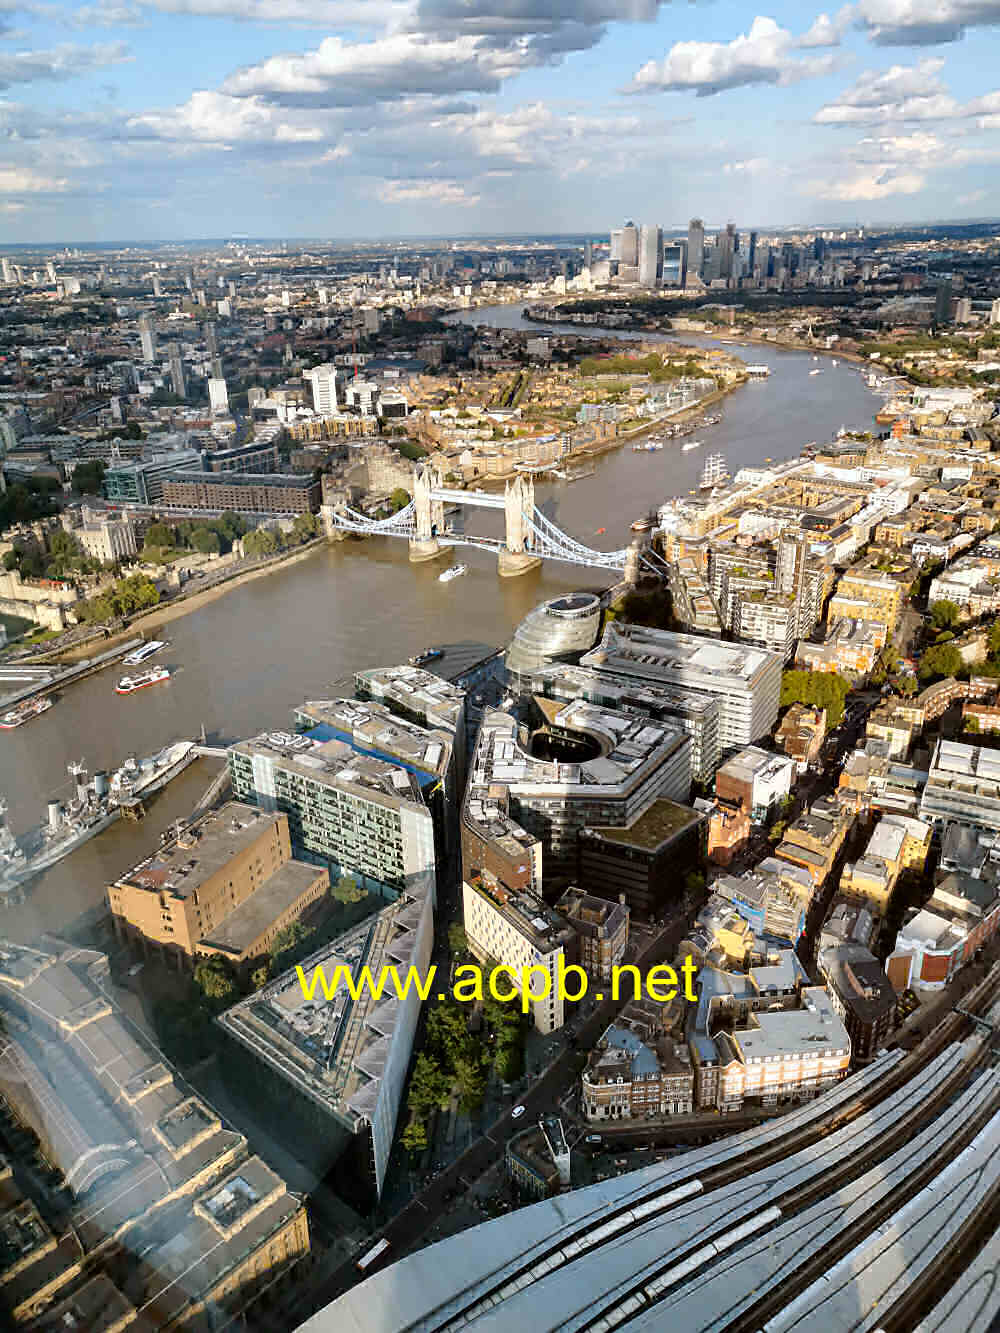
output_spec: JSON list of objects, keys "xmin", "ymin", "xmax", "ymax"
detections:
[
  {"xmin": 498, "ymin": 473, "xmax": 542, "ymax": 577},
  {"xmin": 409, "ymin": 465, "xmax": 445, "ymax": 563}
]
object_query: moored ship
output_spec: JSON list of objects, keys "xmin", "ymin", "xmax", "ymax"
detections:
[
  {"xmin": 0, "ymin": 696, "xmax": 54, "ymax": 730},
  {"xmin": 116, "ymin": 666, "xmax": 171, "ymax": 694},
  {"xmin": 109, "ymin": 740, "xmax": 197, "ymax": 800},
  {"xmin": 122, "ymin": 639, "xmax": 167, "ymax": 667},
  {"xmin": 699, "ymin": 453, "xmax": 731, "ymax": 491}
]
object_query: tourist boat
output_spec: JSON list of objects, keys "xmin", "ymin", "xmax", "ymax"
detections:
[
  {"xmin": 0, "ymin": 696, "xmax": 53, "ymax": 730},
  {"xmin": 809, "ymin": 368, "xmax": 823, "ymax": 376},
  {"xmin": 438, "ymin": 565, "xmax": 468, "ymax": 584},
  {"xmin": 122, "ymin": 639, "xmax": 167, "ymax": 667},
  {"xmin": 699, "ymin": 454, "xmax": 730, "ymax": 491},
  {"xmin": 109, "ymin": 740, "xmax": 197, "ymax": 801},
  {"xmin": 116, "ymin": 666, "xmax": 171, "ymax": 694},
  {"xmin": 682, "ymin": 440, "xmax": 703, "ymax": 452},
  {"xmin": 409, "ymin": 648, "xmax": 444, "ymax": 666}
]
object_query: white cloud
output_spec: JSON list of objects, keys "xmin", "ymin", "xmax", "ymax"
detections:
[
  {"xmin": 811, "ymin": 164, "xmax": 926, "ymax": 198},
  {"xmin": 0, "ymin": 42, "xmax": 130, "ymax": 88},
  {"xmin": 814, "ymin": 58, "xmax": 962, "ymax": 123},
  {"xmin": 722, "ymin": 156, "xmax": 774, "ymax": 174},
  {"xmin": 0, "ymin": 166, "xmax": 69, "ymax": 192},
  {"xmin": 957, "ymin": 187, "xmax": 989, "ymax": 203},
  {"xmin": 221, "ymin": 33, "xmax": 530, "ymax": 106},
  {"xmin": 625, "ymin": 16, "xmax": 838, "ymax": 97},
  {"xmin": 855, "ymin": 0, "xmax": 1000, "ymax": 46},
  {"xmin": 799, "ymin": 8, "xmax": 852, "ymax": 47},
  {"xmin": 141, "ymin": 0, "xmax": 405, "ymax": 23},
  {"xmin": 375, "ymin": 177, "xmax": 480, "ymax": 206},
  {"xmin": 127, "ymin": 89, "xmax": 324, "ymax": 144}
]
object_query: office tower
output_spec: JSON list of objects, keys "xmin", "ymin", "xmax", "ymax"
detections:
[
  {"xmin": 168, "ymin": 343, "xmax": 186, "ymax": 398},
  {"xmin": 621, "ymin": 220, "xmax": 639, "ymax": 267},
  {"xmin": 211, "ymin": 356, "xmax": 223, "ymax": 379},
  {"xmin": 317, "ymin": 287, "xmax": 328, "ymax": 305},
  {"xmin": 609, "ymin": 228, "xmax": 623, "ymax": 274},
  {"xmin": 45, "ymin": 261, "xmax": 56, "ymax": 282},
  {"xmin": 719, "ymin": 223, "xmax": 736, "ymax": 280},
  {"xmin": 228, "ymin": 280, "xmax": 236, "ymax": 298},
  {"xmin": 304, "ymin": 363, "xmax": 338, "ymax": 414},
  {"xmin": 955, "ymin": 296, "xmax": 973, "ymax": 324},
  {"xmin": 662, "ymin": 241, "xmax": 687, "ymax": 288},
  {"xmin": 748, "ymin": 231, "xmax": 758, "ymax": 274},
  {"xmin": 217, "ymin": 297, "xmax": 231, "ymax": 317},
  {"xmin": 584, "ymin": 239, "xmax": 593, "ymax": 269},
  {"xmin": 1, "ymin": 257, "xmax": 12, "ymax": 284},
  {"xmin": 686, "ymin": 219, "xmax": 704, "ymax": 284},
  {"xmin": 208, "ymin": 377, "xmax": 229, "ymax": 414},
  {"xmin": 991, "ymin": 297, "xmax": 1000, "ymax": 326},
  {"xmin": 138, "ymin": 315, "xmax": 156, "ymax": 363},
  {"xmin": 204, "ymin": 320, "xmax": 218, "ymax": 357},
  {"xmin": 152, "ymin": 275, "xmax": 162, "ymax": 297},
  {"xmin": 934, "ymin": 279, "xmax": 953, "ymax": 326},
  {"xmin": 185, "ymin": 271, "xmax": 193, "ymax": 291},
  {"xmin": 638, "ymin": 224, "xmax": 663, "ymax": 288}
]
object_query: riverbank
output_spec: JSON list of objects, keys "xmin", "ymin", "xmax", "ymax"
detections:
[{"xmin": 52, "ymin": 539, "xmax": 326, "ymax": 664}]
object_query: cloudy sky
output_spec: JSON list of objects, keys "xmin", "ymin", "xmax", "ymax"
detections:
[{"xmin": 3, "ymin": 0, "xmax": 1000, "ymax": 240}]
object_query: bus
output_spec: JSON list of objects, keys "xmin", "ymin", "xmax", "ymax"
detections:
[{"xmin": 356, "ymin": 1238, "xmax": 390, "ymax": 1272}]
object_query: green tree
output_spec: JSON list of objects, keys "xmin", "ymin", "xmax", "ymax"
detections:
[
  {"xmin": 71, "ymin": 460, "xmax": 106, "ymax": 494},
  {"xmin": 243, "ymin": 528, "xmax": 281, "ymax": 558},
  {"xmin": 194, "ymin": 957, "xmax": 235, "ymax": 1004},
  {"xmin": 291, "ymin": 511, "xmax": 318, "ymax": 544},
  {"xmin": 989, "ymin": 618, "xmax": 1000, "ymax": 661},
  {"xmin": 191, "ymin": 528, "xmax": 221, "ymax": 555},
  {"xmin": 144, "ymin": 521, "xmax": 175, "ymax": 550},
  {"xmin": 930, "ymin": 599, "xmax": 960, "ymax": 630},
  {"xmin": 2, "ymin": 550, "xmax": 18, "ymax": 571},
  {"xmin": 495, "ymin": 1042, "xmax": 523, "ymax": 1083},
  {"xmin": 389, "ymin": 488, "xmax": 411, "ymax": 513},
  {"xmin": 454, "ymin": 1055, "xmax": 488, "ymax": 1112},
  {"xmin": 965, "ymin": 715, "xmax": 981, "ymax": 733},
  {"xmin": 407, "ymin": 1053, "xmax": 451, "ymax": 1117},
  {"xmin": 269, "ymin": 919, "xmax": 315, "ymax": 969},
  {"xmin": 448, "ymin": 922, "xmax": 468, "ymax": 956},
  {"xmin": 917, "ymin": 642, "xmax": 963, "ymax": 683},
  {"xmin": 333, "ymin": 873, "xmax": 366, "ymax": 904},
  {"xmin": 401, "ymin": 1117, "xmax": 429, "ymax": 1154},
  {"xmin": 250, "ymin": 965, "xmax": 270, "ymax": 990}
]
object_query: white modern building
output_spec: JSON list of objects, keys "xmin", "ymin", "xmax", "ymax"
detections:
[
  {"xmin": 304, "ymin": 363, "xmax": 339, "ymax": 414},
  {"xmin": 208, "ymin": 376, "xmax": 229, "ymax": 415}
]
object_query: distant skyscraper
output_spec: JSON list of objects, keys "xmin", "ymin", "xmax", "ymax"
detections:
[
  {"xmin": 211, "ymin": 356, "xmax": 223, "ymax": 380},
  {"xmin": 168, "ymin": 344, "xmax": 186, "ymax": 398},
  {"xmin": 1, "ymin": 257, "xmax": 13, "ymax": 284},
  {"xmin": 991, "ymin": 297, "xmax": 1000, "ymax": 326},
  {"xmin": 152, "ymin": 275, "xmax": 162, "ymax": 298},
  {"xmin": 584, "ymin": 239, "xmax": 593, "ymax": 269},
  {"xmin": 686, "ymin": 219, "xmax": 704, "ymax": 284},
  {"xmin": 208, "ymin": 377, "xmax": 229, "ymax": 415},
  {"xmin": 748, "ymin": 231, "xmax": 758, "ymax": 274},
  {"xmin": 934, "ymin": 279, "xmax": 953, "ymax": 326},
  {"xmin": 46, "ymin": 261, "xmax": 56, "ymax": 283},
  {"xmin": 638, "ymin": 224, "xmax": 663, "ymax": 288},
  {"xmin": 139, "ymin": 315, "xmax": 156, "ymax": 363},
  {"xmin": 204, "ymin": 321, "xmax": 218, "ymax": 358},
  {"xmin": 304, "ymin": 363, "xmax": 338, "ymax": 414},
  {"xmin": 620, "ymin": 221, "xmax": 638, "ymax": 268},
  {"xmin": 719, "ymin": 223, "xmax": 736, "ymax": 280}
]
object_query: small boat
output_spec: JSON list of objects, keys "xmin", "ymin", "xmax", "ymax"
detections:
[
  {"xmin": 682, "ymin": 440, "xmax": 702, "ymax": 452},
  {"xmin": 832, "ymin": 359, "xmax": 839, "ymax": 366},
  {"xmin": 438, "ymin": 564, "xmax": 467, "ymax": 583},
  {"xmin": 809, "ymin": 368, "xmax": 822, "ymax": 376},
  {"xmin": 409, "ymin": 648, "xmax": 444, "ymax": 666},
  {"xmin": 116, "ymin": 666, "xmax": 170, "ymax": 694},
  {"xmin": 596, "ymin": 528, "xmax": 606, "ymax": 535},
  {"xmin": 0, "ymin": 696, "xmax": 53, "ymax": 729},
  {"xmin": 122, "ymin": 639, "xmax": 167, "ymax": 667}
]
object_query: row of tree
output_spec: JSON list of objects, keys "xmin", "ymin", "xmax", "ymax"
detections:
[
  {"xmin": 142, "ymin": 511, "xmax": 249, "ymax": 560},
  {"xmin": 75, "ymin": 572, "xmax": 160, "ymax": 623}
]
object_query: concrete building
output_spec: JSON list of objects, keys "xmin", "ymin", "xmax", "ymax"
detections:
[
  {"xmin": 108, "ymin": 802, "xmax": 328, "ymax": 970},
  {"xmin": 817, "ymin": 942, "xmax": 896, "ymax": 1064},
  {"xmin": 0, "ymin": 941, "xmax": 309, "ymax": 1328},
  {"xmin": 774, "ymin": 797, "xmax": 855, "ymax": 887},
  {"xmin": 577, "ymin": 799, "xmax": 705, "ymax": 920},
  {"xmin": 462, "ymin": 878, "xmax": 575, "ymax": 1032},
  {"xmin": 828, "ymin": 569, "xmax": 903, "ymax": 634},
  {"xmin": 776, "ymin": 703, "xmax": 826, "ymax": 772},
  {"xmin": 582, "ymin": 621, "xmax": 783, "ymax": 757},
  {"xmin": 219, "ymin": 892, "xmax": 432, "ymax": 1202},
  {"xmin": 102, "ymin": 447, "xmax": 203, "ymax": 504},
  {"xmin": 637, "ymin": 224, "xmax": 663, "ymax": 288},
  {"xmin": 304, "ymin": 363, "xmax": 339, "ymax": 414},
  {"xmin": 715, "ymin": 746, "xmax": 795, "ymax": 823},
  {"xmin": 687, "ymin": 218, "xmax": 705, "ymax": 282},
  {"xmin": 138, "ymin": 315, "xmax": 156, "ymax": 363},
  {"xmin": 554, "ymin": 885, "xmax": 629, "ymax": 980},
  {"xmin": 208, "ymin": 376, "xmax": 229, "ymax": 415},
  {"xmin": 920, "ymin": 740, "xmax": 1000, "ymax": 836},
  {"xmin": 228, "ymin": 730, "xmax": 436, "ymax": 903},
  {"xmin": 462, "ymin": 700, "xmax": 693, "ymax": 888},
  {"xmin": 524, "ymin": 661, "xmax": 721, "ymax": 785},
  {"xmin": 887, "ymin": 874, "xmax": 1000, "ymax": 991},
  {"xmin": 839, "ymin": 813, "xmax": 932, "ymax": 913},
  {"xmin": 168, "ymin": 343, "xmax": 185, "ymax": 399},
  {"xmin": 506, "ymin": 1116, "xmax": 570, "ymax": 1198},
  {"xmin": 505, "ymin": 593, "xmax": 603, "ymax": 688}
]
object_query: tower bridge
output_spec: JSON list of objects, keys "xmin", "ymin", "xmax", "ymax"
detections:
[{"xmin": 326, "ymin": 466, "xmax": 646, "ymax": 579}]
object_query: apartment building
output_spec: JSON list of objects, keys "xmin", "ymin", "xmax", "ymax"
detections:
[
  {"xmin": 817, "ymin": 942, "xmax": 897, "ymax": 1063},
  {"xmin": 828, "ymin": 569, "xmax": 903, "ymax": 634},
  {"xmin": 581, "ymin": 621, "xmax": 783, "ymax": 755},
  {"xmin": 160, "ymin": 470, "xmax": 320, "ymax": 514},
  {"xmin": 554, "ymin": 886, "xmax": 629, "ymax": 980},
  {"xmin": 582, "ymin": 1023, "xmax": 694, "ymax": 1121},
  {"xmin": 107, "ymin": 803, "xmax": 328, "ymax": 970},
  {"xmin": 839, "ymin": 813, "xmax": 932, "ymax": 913},
  {"xmin": 796, "ymin": 617, "xmax": 887, "ymax": 676},
  {"xmin": 228, "ymin": 730, "xmax": 436, "ymax": 902},
  {"xmin": 776, "ymin": 704, "xmax": 826, "ymax": 772},
  {"xmin": 715, "ymin": 746, "xmax": 796, "ymax": 822},
  {"xmin": 462, "ymin": 878, "xmax": 575, "ymax": 1032},
  {"xmin": 774, "ymin": 797, "xmax": 855, "ymax": 887}
]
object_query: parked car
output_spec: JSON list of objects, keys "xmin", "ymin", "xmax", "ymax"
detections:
[{"xmin": 511, "ymin": 1105, "xmax": 526, "ymax": 1119}]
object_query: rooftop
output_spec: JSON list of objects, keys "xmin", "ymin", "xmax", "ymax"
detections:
[
  {"xmin": 293, "ymin": 698, "xmax": 453, "ymax": 780},
  {"xmin": 733, "ymin": 986, "xmax": 850, "ymax": 1062},
  {"xmin": 198, "ymin": 859, "xmax": 325, "ymax": 957},
  {"xmin": 113, "ymin": 802, "xmax": 278, "ymax": 901},
  {"xmin": 581, "ymin": 621, "xmax": 781, "ymax": 688},
  {"xmin": 581, "ymin": 798, "xmax": 703, "ymax": 852},
  {"xmin": 354, "ymin": 662, "xmax": 465, "ymax": 731}
]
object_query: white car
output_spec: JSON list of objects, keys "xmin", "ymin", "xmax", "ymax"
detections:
[{"xmin": 511, "ymin": 1105, "xmax": 526, "ymax": 1119}]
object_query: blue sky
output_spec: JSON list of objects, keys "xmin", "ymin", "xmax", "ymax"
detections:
[{"xmin": 2, "ymin": 0, "xmax": 1000, "ymax": 241}]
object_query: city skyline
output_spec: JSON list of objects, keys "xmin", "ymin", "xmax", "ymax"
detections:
[{"xmin": 1, "ymin": 1, "xmax": 1000, "ymax": 241}]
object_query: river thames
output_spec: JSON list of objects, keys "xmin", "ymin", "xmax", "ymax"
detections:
[{"xmin": 1, "ymin": 307, "xmax": 880, "ymax": 941}]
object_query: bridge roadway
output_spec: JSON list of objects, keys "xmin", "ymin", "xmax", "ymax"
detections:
[{"xmin": 297, "ymin": 962, "xmax": 1000, "ymax": 1333}]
